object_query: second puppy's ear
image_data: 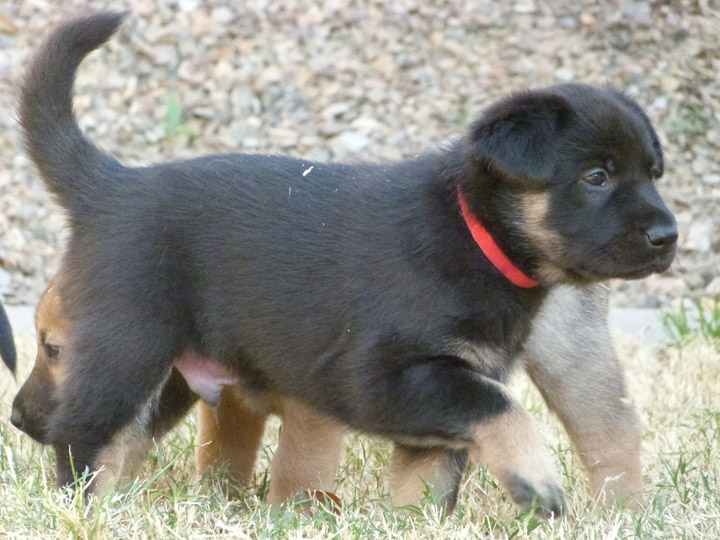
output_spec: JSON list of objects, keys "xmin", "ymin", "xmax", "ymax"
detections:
[{"xmin": 471, "ymin": 92, "xmax": 575, "ymax": 185}]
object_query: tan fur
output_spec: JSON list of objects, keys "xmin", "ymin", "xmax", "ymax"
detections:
[
  {"xmin": 94, "ymin": 419, "xmax": 154, "ymax": 491},
  {"xmin": 523, "ymin": 285, "xmax": 642, "ymax": 502},
  {"xmin": 389, "ymin": 445, "xmax": 460, "ymax": 508},
  {"xmin": 34, "ymin": 283, "xmax": 69, "ymax": 386},
  {"xmin": 266, "ymin": 397, "xmax": 344, "ymax": 505},
  {"xmin": 447, "ymin": 340, "xmax": 508, "ymax": 375},
  {"xmin": 24, "ymin": 276, "xmax": 640, "ymax": 511},
  {"xmin": 195, "ymin": 386, "xmax": 268, "ymax": 482},
  {"xmin": 520, "ymin": 193, "xmax": 569, "ymax": 284},
  {"xmin": 468, "ymin": 394, "xmax": 563, "ymax": 507}
]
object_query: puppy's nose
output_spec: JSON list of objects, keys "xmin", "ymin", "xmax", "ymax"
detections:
[
  {"xmin": 10, "ymin": 403, "xmax": 24, "ymax": 429},
  {"xmin": 646, "ymin": 224, "xmax": 678, "ymax": 249}
]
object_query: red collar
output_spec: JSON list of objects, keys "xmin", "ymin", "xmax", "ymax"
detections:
[{"xmin": 457, "ymin": 187, "xmax": 539, "ymax": 288}]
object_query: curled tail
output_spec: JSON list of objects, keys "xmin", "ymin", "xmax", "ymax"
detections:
[
  {"xmin": 0, "ymin": 300, "xmax": 15, "ymax": 374},
  {"xmin": 19, "ymin": 12, "xmax": 128, "ymax": 213}
]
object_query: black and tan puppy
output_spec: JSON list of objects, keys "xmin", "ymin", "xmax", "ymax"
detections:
[
  {"xmin": 0, "ymin": 299, "xmax": 16, "ymax": 374},
  {"xmin": 10, "ymin": 279, "xmax": 198, "ymax": 481},
  {"xmin": 20, "ymin": 13, "xmax": 676, "ymax": 516}
]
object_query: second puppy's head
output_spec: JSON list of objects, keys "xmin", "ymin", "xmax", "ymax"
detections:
[
  {"xmin": 10, "ymin": 281, "xmax": 67, "ymax": 444},
  {"xmin": 460, "ymin": 83, "xmax": 677, "ymax": 285}
]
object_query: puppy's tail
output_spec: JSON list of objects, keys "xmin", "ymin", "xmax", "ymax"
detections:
[
  {"xmin": 0, "ymin": 300, "xmax": 16, "ymax": 375},
  {"xmin": 19, "ymin": 12, "xmax": 128, "ymax": 213}
]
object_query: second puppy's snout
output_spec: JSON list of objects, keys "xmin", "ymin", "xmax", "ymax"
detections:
[{"xmin": 10, "ymin": 400, "xmax": 25, "ymax": 429}]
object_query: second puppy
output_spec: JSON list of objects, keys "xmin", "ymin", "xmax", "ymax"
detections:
[{"xmin": 11, "ymin": 278, "xmax": 342, "ymax": 504}]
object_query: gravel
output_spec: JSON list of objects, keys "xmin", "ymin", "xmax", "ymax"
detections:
[{"xmin": 0, "ymin": 0, "xmax": 718, "ymax": 308}]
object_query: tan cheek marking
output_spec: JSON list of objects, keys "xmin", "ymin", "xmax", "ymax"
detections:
[
  {"xmin": 521, "ymin": 192, "xmax": 569, "ymax": 284},
  {"xmin": 45, "ymin": 345, "xmax": 68, "ymax": 387}
]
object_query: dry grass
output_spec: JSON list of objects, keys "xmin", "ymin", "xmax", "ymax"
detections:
[{"xmin": 0, "ymin": 324, "xmax": 718, "ymax": 539}]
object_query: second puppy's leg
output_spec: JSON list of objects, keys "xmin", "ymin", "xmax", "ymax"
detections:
[{"xmin": 195, "ymin": 387, "xmax": 268, "ymax": 483}]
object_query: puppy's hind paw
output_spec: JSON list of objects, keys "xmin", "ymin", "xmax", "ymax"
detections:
[{"xmin": 505, "ymin": 475, "xmax": 567, "ymax": 519}]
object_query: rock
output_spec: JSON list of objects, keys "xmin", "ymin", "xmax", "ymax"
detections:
[
  {"xmin": 338, "ymin": 131, "xmax": 371, "ymax": 153},
  {"xmin": 211, "ymin": 6, "xmax": 235, "ymax": 25},
  {"xmin": 178, "ymin": 0, "xmax": 200, "ymax": 12},
  {"xmin": 684, "ymin": 221, "xmax": 713, "ymax": 253},
  {"xmin": 623, "ymin": 2, "xmax": 652, "ymax": 27},
  {"xmin": 553, "ymin": 68, "xmax": 574, "ymax": 82}
]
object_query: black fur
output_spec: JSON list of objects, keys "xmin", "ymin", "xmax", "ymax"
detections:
[
  {"xmin": 0, "ymin": 300, "xmax": 16, "ymax": 374},
  {"xmin": 21, "ymin": 12, "xmax": 676, "ymax": 510}
]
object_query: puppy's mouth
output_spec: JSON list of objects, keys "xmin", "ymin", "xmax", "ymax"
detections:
[
  {"xmin": 572, "ymin": 244, "xmax": 676, "ymax": 282},
  {"xmin": 14, "ymin": 417, "xmax": 52, "ymax": 444},
  {"xmin": 11, "ymin": 400, "xmax": 54, "ymax": 444}
]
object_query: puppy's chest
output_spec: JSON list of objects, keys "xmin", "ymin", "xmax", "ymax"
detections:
[
  {"xmin": 445, "ymin": 337, "xmax": 523, "ymax": 382},
  {"xmin": 442, "ymin": 305, "xmax": 539, "ymax": 381}
]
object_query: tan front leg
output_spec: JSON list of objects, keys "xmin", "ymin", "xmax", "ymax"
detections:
[
  {"xmin": 388, "ymin": 383, "xmax": 565, "ymax": 517},
  {"xmin": 524, "ymin": 285, "xmax": 642, "ymax": 503},
  {"xmin": 267, "ymin": 398, "xmax": 344, "ymax": 505},
  {"xmin": 469, "ymin": 403, "xmax": 566, "ymax": 517},
  {"xmin": 195, "ymin": 386, "xmax": 268, "ymax": 484}
]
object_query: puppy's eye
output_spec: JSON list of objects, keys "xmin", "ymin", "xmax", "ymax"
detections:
[
  {"xmin": 581, "ymin": 169, "xmax": 608, "ymax": 186},
  {"xmin": 45, "ymin": 343, "xmax": 62, "ymax": 362}
]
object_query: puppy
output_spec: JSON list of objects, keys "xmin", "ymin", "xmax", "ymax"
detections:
[
  {"xmin": 10, "ymin": 279, "xmax": 197, "ymax": 481},
  {"xmin": 0, "ymin": 299, "xmax": 16, "ymax": 374},
  {"xmin": 20, "ymin": 12, "xmax": 676, "ymax": 517},
  {"xmin": 11, "ymin": 278, "xmax": 343, "ymax": 502}
]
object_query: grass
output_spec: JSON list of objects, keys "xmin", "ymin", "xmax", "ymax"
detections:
[
  {"xmin": 1, "ymin": 318, "xmax": 719, "ymax": 539},
  {"xmin": 164, "ymin": 95, "xmax": 198, "ymax": 142},
  {"xmin": 663, "ymin": 297, "xmax": 720, "ymax": 346}
]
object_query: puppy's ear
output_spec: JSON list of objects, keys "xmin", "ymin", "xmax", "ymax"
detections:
[{"xmin": 471, "ymin": 92, "xmax": 575, "ymax": 185}]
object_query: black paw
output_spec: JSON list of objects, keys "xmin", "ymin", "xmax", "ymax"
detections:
[{"xmin": 506, "ymin": 475, "xmax": 567, "ymax": 518}]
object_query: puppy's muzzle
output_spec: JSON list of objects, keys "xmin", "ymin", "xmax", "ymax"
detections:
[{"xmin": 10, "ymin": 400, "xmax": 25, "ymax": 430}]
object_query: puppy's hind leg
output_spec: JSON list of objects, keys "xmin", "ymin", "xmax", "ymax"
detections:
[
  {"xmin": 390, "ymin": 445, "xmax": 468, "ymax": 515},
  {"xmin": 267, "ymin": 398, "xmax": 344, "ymax": 507},
  {"xmin": 195, "ymin": 386, "xmax": 268, "ymax": 484},
  {"xmin": 49, "ymin": 313, "xmax": 179, "ymax": 489}
]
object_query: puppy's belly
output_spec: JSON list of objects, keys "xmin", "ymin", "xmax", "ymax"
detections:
[{"xmin": 173, "ymin": 351, "xmax": 239, "ymax": 406}]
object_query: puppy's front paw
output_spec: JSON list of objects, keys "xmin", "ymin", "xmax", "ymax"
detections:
[{"xmin": 505, "ymin": 474, "xmax": 566, "ymax": 518}]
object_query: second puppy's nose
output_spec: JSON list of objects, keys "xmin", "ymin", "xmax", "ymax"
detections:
[
  {"xmin": 10, "ymin": 403, "xmax": 24, "ymax": 428},
  {"xmin": 646, "ymin": 224, "xmax": 678, "ymax": 249}
]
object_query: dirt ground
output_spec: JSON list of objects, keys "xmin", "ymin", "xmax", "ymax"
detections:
[{"xmin": 0, "ymin": 0, "xmax": 718, "ymax": 308}]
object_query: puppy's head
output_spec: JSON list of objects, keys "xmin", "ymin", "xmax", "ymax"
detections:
[
  {"xmin": 11, "ymin": 282, "xmax": 67, "ymax": 444},
  {"xmin": 463, "ymin": 83, "xmax": 676, "ymax": 285}
]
